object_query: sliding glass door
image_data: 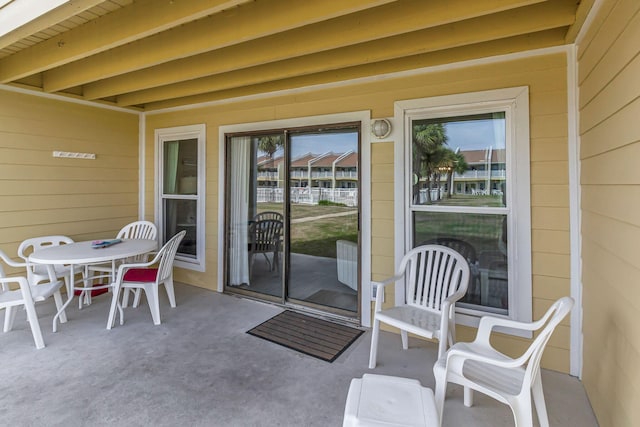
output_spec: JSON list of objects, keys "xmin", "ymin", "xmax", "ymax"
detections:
[{"xmin": 224, "ymin": 124, "xmax": 360, "ymax": 318}]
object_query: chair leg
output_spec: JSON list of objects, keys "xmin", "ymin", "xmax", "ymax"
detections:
[
  {"xmin": 145, "ymin": 285, "xmax": 161, "ymax": 325},
  {"xmin": 511, "ymin": 397, "xmax": 534, "ymax": 427},
  {"xmin": 53, "ymin": 290, "xmax": 67, "ymax": 324},
  {"xmin": 4, "ymin": 306, "xmax": 16, "ymax": 332},
  {"xmin": 463, "ymin": 387, "xmax": 474, "ymax": 407},
  {"xmin": 401, "ymin": 330, "xmax": 409, "ymax": 350},
  {"xmin": 368, "ymin": 319, "xmax": 380, "ymax": 369},
  {"xmin": 106, "ymin": 284, "xmax": 122, "ymax": 330},
  {"xmin": 132, "ymin": 288, "xmax": 142, "ymax": 307},
  {"xmin": 163, "ymin": 278, "xmax": 176, "ymax": 308},
  {"xmin": 23, "ymin": 302, "xmax": 45, "ymax": 349},
  {"xmin": 433, "ymin": 365, "xmax": 447, "ymax": 423},
  {"xmin": 532, "ymin": 372, "xmax": 549, "ymax": 427},
  {"xmin": 122, "ymin": 288, "xmax": 131, "ymax": 308}
]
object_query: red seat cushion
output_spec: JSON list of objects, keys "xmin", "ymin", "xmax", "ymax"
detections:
[
  {"xmin": 123, "ymin": 268, "xmax": 158, "ymax": 283},
  {"xmin": 74, "ymin": 287, "xmax": 109, "ymax": 297}
]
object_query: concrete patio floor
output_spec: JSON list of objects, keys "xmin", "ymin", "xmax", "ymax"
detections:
[{"xmin": 1, "ymin": 283, "xmax": 597, "ymax": 427}]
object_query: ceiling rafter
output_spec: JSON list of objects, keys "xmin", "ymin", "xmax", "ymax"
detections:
[
  {"xmin": 0, "ymin": 0, "xmax": 588, "ymax": 111},
  {"xmin": 84, "ymin": 0, "xmax": 547, "ymax": 100},
  {"xmin": 42, "ymin": 0, "xmax": 397, "ymax": 92},
  {"xmin": 115, "ymin": 0, "xmax": 576, "ymax": 106},
  {"xmin": 143, "ymin": 29, "xmax": 568, "ymax": 112},
  {"xmin": 0, "ymin": 0, "xmax": 105, "ymax": 50},
  {"xmin": 0, "ymin": 0, "xmax": 252, "ymax": 83}
]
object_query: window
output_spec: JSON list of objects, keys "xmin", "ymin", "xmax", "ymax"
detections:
[
  {"xmin": 155, "ymin": 124, "xmax": 206, "ymax": 271},
  {"xmin": 395, "ymin": 88, "xmax": 531, "ymax": 325}
]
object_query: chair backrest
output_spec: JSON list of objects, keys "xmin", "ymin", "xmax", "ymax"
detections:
[
  {"xmin": 400, "ymin": 245, "xmax": 470, "ymax": 311},
  {"xmin": 520, "ymin": 296, "xmax": 574, "ymax": 390},
  {"xmin": 156, "ymin": 230, "xmax": 186, "ymax": 283},
  {"xmin": 253, "ymin": 211, "xmax": 284, "ymax": 223},
  {"xmin": 420, "ymin": 237, "xmax": 477, "ymax": 263},
  {"xmin": 249, "ymin": 219, "xmax": 283, "ymax": 253},
  {"xmin": 17, "ymin": 235, "xmax": 74, "ymax": 260},
  {"xmin": 117, "ymin": 220, "xmax": 157, "ymax": 240}
]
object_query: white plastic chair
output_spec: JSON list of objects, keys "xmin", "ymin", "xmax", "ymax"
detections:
[
  {"xmin": 84, "ymin": 221, "xmax": 157, "ymax": 307},
  {"xmin": 433, "ymin": 296, "xmax": 574, "ymax": 427},
  {"xmin": 369, "ymin": 245, "xmax": 470, "ymax": 369},
  {"xmin": 106, "ymin": 230, "xmax": 185, "ymax": 329},
  {"xmin": 18, "ymin": 235, "xmax": 74, "ymax": 291},
  {"xmin": 0, "ymin": 249, "xmax": 66, "ymax": 349}
]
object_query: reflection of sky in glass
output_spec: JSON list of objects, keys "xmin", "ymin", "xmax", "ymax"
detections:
[
  {"xmin": 259, "ymin": 132, "xmax": 358, "ymax": 158},
  {"xmin": 445, "ymin": 119, "xmax": 505, "ymax": 151}
]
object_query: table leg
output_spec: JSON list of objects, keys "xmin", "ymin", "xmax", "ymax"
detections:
[{"xmin": 52, "ymin": 264, "xmax": 74, "ymax": 333}]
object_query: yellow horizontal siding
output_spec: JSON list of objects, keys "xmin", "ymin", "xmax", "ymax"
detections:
[
  {"xmin": 577, "ymin": 0, "xmax": 640, "ymax": 89},
  {"xmin": 578, "ymin": 0, "xmax": 640, "ymax": 426},
  {"xmin": 531, "ymin": 184, "xmax": 570, "ymax": 207},
  {"xmin": 0, "ymin": 89, "xmax": 139, "ymax": 254},
  {"xmin": 580, "ymin": 97, "xmax": 640, "ymax": 159},
  {"xmin": 530, "ymin": 137, "xmax": 570, "ymax": 162},
  {"xmin": 532, "ymin": 229, "xmax": 570, "ymax": 254},
  {"xmin": 531, "ymin": 206, "xmax": 570, "ymax": 230}
]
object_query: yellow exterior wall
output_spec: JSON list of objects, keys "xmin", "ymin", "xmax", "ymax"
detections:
[
  {"xmin": 145, "ymin": 52, "xmax": 572, "ymax": 372},
  {"xmin": 578, "ymin": 0, "xmax": 640, "ymax": 425},
  {"xmin": 0, "ymin": 89, "xmax": 139, "ymax": 270}
]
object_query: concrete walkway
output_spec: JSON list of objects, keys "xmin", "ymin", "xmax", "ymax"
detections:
[{"xmin": 291, "ymin": 210, "xmax": 357, "ymax": 223}]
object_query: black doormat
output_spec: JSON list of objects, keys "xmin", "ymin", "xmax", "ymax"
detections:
[{"xmin": 247, "ymin": 310, "xmax": 364, "ymax": 362}]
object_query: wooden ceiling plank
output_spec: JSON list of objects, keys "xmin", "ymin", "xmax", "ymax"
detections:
[
  {"xmin": 84, "ymin": 0, "xmax": 547, "ymax": 100},
  {"xmin": 565, "ymin": 0, "xmax": 596, "ymax": 42},
  {"xmin": 143, "ymin": 29, "xmax": 567, "ymax": 111},
  {"xmin": 0, "ymin": 0, "xmax": 104, "ymax": 50},
  {"xmin": 118, "ymin": 9, "xmax": 571, "ymax": 107},
  {"xmin": 41, "ymin": 0, "xmax": 396, "ymax": 92},
  {"xmin": 0, "ymin": 0, "xmax": 252, "ymax": 83}
]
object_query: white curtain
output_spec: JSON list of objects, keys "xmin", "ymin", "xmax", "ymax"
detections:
[
  {"xmin": 228, "ymin": 136, "xmax": 251, "ymax": 286},
  {"xmin": 165, "ymin": 141, "xmax": 180, "ymax": 238}
]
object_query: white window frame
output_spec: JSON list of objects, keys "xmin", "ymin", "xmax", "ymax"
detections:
[
  {"xmin": 394, "ymin": 87, "xmax": 532, "ymax": 332},
  {"xmin": 155, "ymin": 124, "xmax": 206, "ymax": 272}
]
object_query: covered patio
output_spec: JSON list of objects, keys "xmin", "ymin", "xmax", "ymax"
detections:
[
  {"xmin": 1, "ymin": 1, "xmax": 639, "ymax": 426},
  {"xmin": 1, "ymin": 282, "xmax": 596, "ymax": 427}
]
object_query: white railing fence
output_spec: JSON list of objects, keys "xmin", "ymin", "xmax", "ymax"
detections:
[{"xmin": 257, "ymin": 187, "xmax": 358, "ymax": 206}]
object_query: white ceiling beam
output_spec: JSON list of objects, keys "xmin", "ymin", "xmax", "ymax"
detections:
[
  {"xmin": 84, "ymin": 0, "xmax": 547, "ymax": 100},
  {"xmin": 41, "ymin": 0, "xmax": 397, "ymax": 92},
  {"xmin": 0, "ymin": 0, "xmax": 253, "ymax": 83}
]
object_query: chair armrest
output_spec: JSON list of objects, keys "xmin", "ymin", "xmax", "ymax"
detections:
[
  {"xmin": 475, "ymin": 315, "xmax": 543, "ymax": 343},
  {"xmin": 445, "ymin": 344, "xmax": 521, "ymax": 370},
  {"xmin": 0, "ymin": 250, "xmax": 26, "ymax": 269},
  {"xmin": 0, "ymin": 276, "xmax": 31, "ymax": 298},
  {"xmin": 113, "ymin": 251, "xmax": 163, "ymax": 284},
  {"xmin": 371, "ymin": 273, "xmax": 404, "ymax": 312}
]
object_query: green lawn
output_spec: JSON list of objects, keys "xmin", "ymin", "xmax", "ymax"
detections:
[
  {"xmin": 258, "ymin": 202, "xmax": 357, "ymax": 258},
  {"xmin": 257, "ymin": 194, "xmax": 503, "ymax": 259}
]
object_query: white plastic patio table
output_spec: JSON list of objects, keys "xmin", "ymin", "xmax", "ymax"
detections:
[
  {"xmin": 343, "ymin": 374, "xmax": 439, "ymax": 427},
  {"xmin": 28, "ymin": 239, "xmax": 157, "ymax": 332}
]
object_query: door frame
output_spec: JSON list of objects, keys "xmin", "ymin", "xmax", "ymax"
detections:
[{"xmin": 218, "ymin": 111, "xmax": 373, "ymax": 327}]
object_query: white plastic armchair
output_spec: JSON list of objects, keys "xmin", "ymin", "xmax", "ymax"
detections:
[
  {"xmin": 18, "ymin": 235, "xmax": 74, "ymax": 291},
  {"xmin": 106, "ymin": 230, "xmax": 185, "ymax": 329},
  {"xmin": 433, "ymin": 296, "xmax": 574, "ymax": 427},
  {"xmin": 83, "ymin": 221, "xmax": 157, "ymax": 307},
  {"xmin": 369, "ymin": 245, "xmax": 470, "ymax": 369},
  {"xmin": 0, "ymin": 249, "xmax": 66, "ymax": 349}
]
